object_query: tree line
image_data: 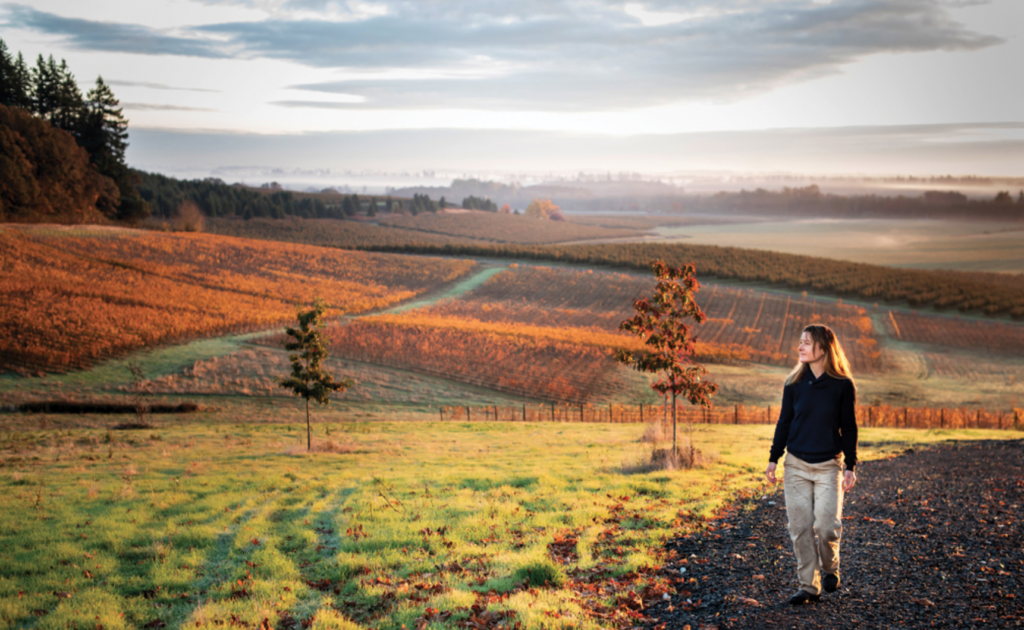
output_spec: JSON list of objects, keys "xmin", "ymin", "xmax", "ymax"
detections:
[
  {"xmin": 136, "ymin": 173, "xmax": 427, "ymax": 221},
  {"xmin": 691, "ymin": 185, "xmax": 1024, "ymax": 220},
  {"xmin": 0, "ymin": 38, "xmax": 146, "ymax": 222},
  {"xmin": 462, "ymin": 195, "xmax": 499, "ymax": 212}
]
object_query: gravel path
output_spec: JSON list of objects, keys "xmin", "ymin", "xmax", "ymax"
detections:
[{"xmin": 646, "ymin": 440, "xmax": 1024, "ymax": 629}]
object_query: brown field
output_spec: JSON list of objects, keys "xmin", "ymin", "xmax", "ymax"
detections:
[
  {"xmin": 0, "ymin": 226, "xmax": 475, "ymax": 375},
  {"xmin": 378, "ymin": 212, "xmax": 643, "ymax": 243},
  {"xmin": 882, "ymin": 309, "xmax": 1024, "ymax": 356}
]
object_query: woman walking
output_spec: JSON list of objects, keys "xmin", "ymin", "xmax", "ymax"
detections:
[{"xmin": 765, "ymin": 324, "xmax": 858, "ymax": 605}]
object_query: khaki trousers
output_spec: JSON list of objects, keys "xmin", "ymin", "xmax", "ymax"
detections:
[{"xmin": 783, "ymin": 454, "xmax": 844, "ymax": 596}]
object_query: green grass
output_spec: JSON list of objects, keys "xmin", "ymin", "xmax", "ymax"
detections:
[{"xmin": 1, "ymin": 419, "xmax": 1020, "ymax": 630}]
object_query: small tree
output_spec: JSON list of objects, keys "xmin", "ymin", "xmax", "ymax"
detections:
[
  {"xmin": 280, "ymin": 298, "xmax": 353, "ymax": 451},
  {"xmin": 174, "ymin": 200, "xmax": 205, "ymax": 232},
  {"xmin": 615, "ymin": 260, "xmax": 717, "ymax": 464}
]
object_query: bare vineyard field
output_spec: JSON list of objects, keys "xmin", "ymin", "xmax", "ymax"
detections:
[
  {"xmin": 0, "ymin": 227, "xmax": 475, "ymax": 375},
  {"xmin": 207, "ymin": 216, "xmax": 481, "ymax": 249},
  {"xmin": 378, "ymin": 212, "xmax": 643, "ymax": 244},
  {"xmin": 696, "ymin": 286, "xmax": 882, "ymax": 371},
  {"xmin": 883, "ymin": 309, "xmax": 1024, "ymax": 357}
]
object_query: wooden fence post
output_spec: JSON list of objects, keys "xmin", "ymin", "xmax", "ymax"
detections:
[
  {"xmin": 550, "ymin": 403, "xmax": 555, "ymax": 423},
  {"xmin": 940, "ymin": 408, "xmax": 944, "ymax": 429},
  {"xmin": 734, "ymin": 405, "xmax": 739, "ymax": 425},
  {"xmin": 522, "ymin": 404, "xmax": 526, "ymax": 422},
  {"xmin": 767, "ymin": 406, "xmax": 771, "ymax": 424},
  {"xmin": 977, "ymin": 409, "xmax": 981, "ymax": 429},
  {"xmin": 640, "ymin": 404, "xmax": 644, "ymax": 423},
  {"xmin": 579, "ymin": 404, "xmax": 584, "ymax": 423},
  {"xmin": 439, "ymin": 407, "xmax": 443, "ymax": 422},
  {"xmin": 903, "ymin": 407, "xmax": 908, "ymax": 428},
  {"xmin": 466, "ymin": 406, "xmax": 471, "ymax": 421}
]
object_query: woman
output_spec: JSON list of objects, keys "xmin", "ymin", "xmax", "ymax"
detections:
[{"xmin": 765, "ymin": 324, "xmax": 858, "ymax": 605}]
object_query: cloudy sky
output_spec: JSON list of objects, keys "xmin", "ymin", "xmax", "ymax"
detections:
[{"xmin": 2, "ymin": 0, "xmax": 1021, "ymax": 181}]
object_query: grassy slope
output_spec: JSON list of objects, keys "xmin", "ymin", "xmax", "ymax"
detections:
[{"xmin": 1, "ymin": 418, "xmax": 1020, "ymax": 630}]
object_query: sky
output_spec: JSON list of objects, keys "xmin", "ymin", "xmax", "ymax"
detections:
[{"xmin": 2, "ymin": 0, "xmax": 1022, "ymax": 183}]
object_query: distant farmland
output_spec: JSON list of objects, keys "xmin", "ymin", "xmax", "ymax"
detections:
[{"xmin": 210, "ymin": 216, "xmax": 1024, "ymax": 318}]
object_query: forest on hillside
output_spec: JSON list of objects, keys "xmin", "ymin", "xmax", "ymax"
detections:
[{"xmin": 0, "ymin": 39, "xmax": 146, "ymax": 222}]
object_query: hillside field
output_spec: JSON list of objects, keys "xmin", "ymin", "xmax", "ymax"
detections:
[{"xmin": 0, "ymin": 226, "xmax": 475, "ymax": 375}]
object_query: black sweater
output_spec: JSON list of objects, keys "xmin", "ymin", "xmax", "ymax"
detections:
[{"xmin": 769, "ymin": 371, "xmax": 858, "ymax": 471}]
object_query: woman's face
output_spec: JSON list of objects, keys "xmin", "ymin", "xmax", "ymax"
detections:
[{"xmin": 798, "ymin": 331, "xmax": 824, "ymax": 365}]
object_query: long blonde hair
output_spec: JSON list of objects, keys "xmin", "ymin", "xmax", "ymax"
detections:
[{"xmin": 785, "ymin": 324, "xmax": 855, "ymax": 386}]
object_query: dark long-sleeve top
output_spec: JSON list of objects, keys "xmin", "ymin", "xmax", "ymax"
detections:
[{"xmin": 769, "ymin": 371, "xmax": 858, "ymax": 471}]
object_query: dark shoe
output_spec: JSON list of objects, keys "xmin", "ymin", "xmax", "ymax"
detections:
[
  {"xmin": 787, "ymin": 590, "xmax": 821, "ymax": 605},
  {"xmin": 823, "ymin": 573, "xmax": 840, "ymax": 593}
]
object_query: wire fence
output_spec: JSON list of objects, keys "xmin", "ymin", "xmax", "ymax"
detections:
[{"xmin": 437, "ymin": 402, "xmax": 1024, "ymax": 431}]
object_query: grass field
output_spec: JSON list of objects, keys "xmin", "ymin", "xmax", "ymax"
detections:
[{"xmin": 1, "ymin": 415, "xmax": 1018, "ymax": 630}]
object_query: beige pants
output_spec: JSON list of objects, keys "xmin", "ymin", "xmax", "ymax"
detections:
[{"xmin": 783, "ymin": 454, "xmax": 844, "ymax": 596}]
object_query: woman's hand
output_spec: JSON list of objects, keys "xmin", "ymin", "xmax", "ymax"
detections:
[
  {"xmin": 765, "ymin": 462, "xmax": 778, "ymax": 484},
  {"xmin": 843, "ymin": 470, "xmax": 856, "ymax": 491}
]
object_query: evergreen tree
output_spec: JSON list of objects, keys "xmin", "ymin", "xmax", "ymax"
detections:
[
  {"xmin": 439, "ymin": 196, "xmax": 446, "ymax": 210},
  {"xmin": 81, "ymin": 77, "xmax": 128, "ymax": 185},
  {"xmin": 280, "ymin": 298, "xmax": 353, "ymax": 451},
  {"xmin": 81, "ymin": 76, "xmax": 147, "ymax": 222},
  {"xmin": 367, "ymin": 198, "xmax": 377, "ymax": 217},
  {"xmin": 385, "ymin": 196, "xmax": 393, "ymax": 212},
  {"xmin": 0, "ymin": 39, "xmax": 31, "ymax": 108},
  {"xmin": 52, "ymin": 59, "xmax": 83, "ymax": 135},
  {"xmin": 31, "ymin": 54, "xmax": 60, "ymax": 120}
]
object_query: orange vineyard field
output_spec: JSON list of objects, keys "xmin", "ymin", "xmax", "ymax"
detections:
[
  {"xmin": 0, "ymin": 227, "xmax": 475, "ymax": 374},
  {"xmin": 305, "ymin": 265, "xmax": 883, "ymax": 402}
]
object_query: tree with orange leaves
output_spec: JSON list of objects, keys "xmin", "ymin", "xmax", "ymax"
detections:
[
  {"xmin": 615, "ymin": 260, "xmax": 717, "ymax": 464},
  {"xmin": 524, "ymin": 198, "xmax": 563, "ymax": 221}
]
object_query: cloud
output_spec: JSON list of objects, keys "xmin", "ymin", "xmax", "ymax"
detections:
[
  {"xmin": 2, "ymin": 5, "xmax": 227, "ymax": 58},
  {"xmin": 125, "ymin": 121, "xmax": 1024, "ymax": 177},
  {"xmin": 108, "ymin": 80, "xmax": 221, "ymax": 93},
  {"xmin": 4, "ymin": 0, "xmax": 1003, "ymax": 110},
  {"xmin": 122, "ymin": 102, "xmax": 218, "ymax": 111}
]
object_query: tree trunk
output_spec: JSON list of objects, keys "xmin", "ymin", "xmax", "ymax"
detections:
[
  {"xmin": 306, "ymin": 398, "xmax": 311, "ymax": 451},
  {"xmin": 672, "ymin": 391, "xmax": 677, "ymax": 454}
]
